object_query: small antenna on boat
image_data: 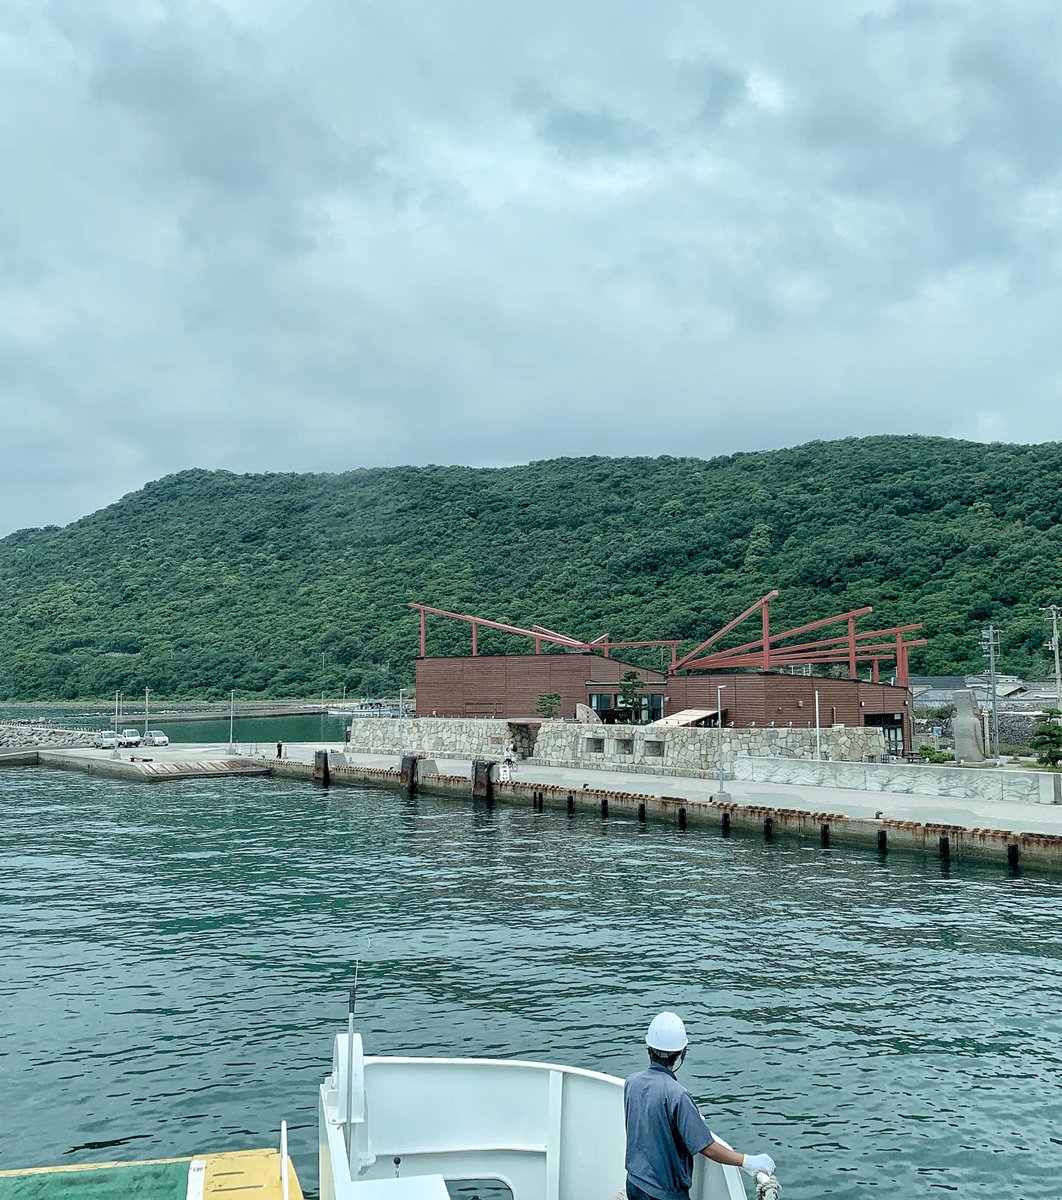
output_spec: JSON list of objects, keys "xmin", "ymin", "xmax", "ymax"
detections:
[{"xmin": 349, "ymin": 937, "xmax": 370, "ymax": 1018}]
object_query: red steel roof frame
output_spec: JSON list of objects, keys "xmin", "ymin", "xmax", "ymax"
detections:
[{"xmin": 410, "ymin": 593, "xmax": 924, "ymax": 686}]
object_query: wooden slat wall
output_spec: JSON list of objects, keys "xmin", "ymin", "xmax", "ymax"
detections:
[
  {"xmin": 667, "ymin": 674, "xmax": 911, "ymax": 747},
  {"xmin": 415, "ymin": 654, "xmax": 665, "ymax": 718},
  {"xmin": 415, "ymin": 656, "xmax": 912, "ymax": 748}
]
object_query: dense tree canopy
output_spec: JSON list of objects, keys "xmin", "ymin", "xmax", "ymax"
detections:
[{"xmin": 1, "ymin": 435, "xmax": 1058, "ymax": 700}]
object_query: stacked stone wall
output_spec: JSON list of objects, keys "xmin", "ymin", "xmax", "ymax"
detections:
[
  {"xmin": 345, "ymin": 717, "xmax": 539, "ymax": 761},
  {"xmin": 529, "ymin": 722, "xmax": 886, "ymax": 774}
]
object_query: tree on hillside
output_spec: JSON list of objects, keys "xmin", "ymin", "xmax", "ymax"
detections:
[{"xmin": 1030, "ymin": 708, "xmax": 1062, "ymax": 767}]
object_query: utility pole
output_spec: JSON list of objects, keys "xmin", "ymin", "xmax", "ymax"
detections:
[
  {"xmin": 1044, "ymin": 605, "xmax": 1062, "ymax": 710},
  {"xmin": 980, "ymin": 626, "xmax": 1001, "ymax": 765}
]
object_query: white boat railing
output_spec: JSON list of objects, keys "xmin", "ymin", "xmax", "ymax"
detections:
[{"xmin": 319, "ymin": 1033, "xmax": 747, "ymax": 1200}]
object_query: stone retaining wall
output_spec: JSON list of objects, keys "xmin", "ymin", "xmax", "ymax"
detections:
[
  {"xmin": 734, "ymin": 755, "xmax": 1062, "ymax": 804},
  {"xmin": 0, "ymin": 723, "xmax": 93, "ymax": 749},
  {"xmin": 345, "ymin": 717, "xmax": 539, "ymax": 761},
  {"xmin": 530, "ymin": 722, "xmax": 886, "ymax": 774}
]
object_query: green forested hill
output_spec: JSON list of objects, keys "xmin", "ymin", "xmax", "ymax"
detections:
[{"xmin": 2, "ymin": 435, "xmax": 1061, "ymax": 700}]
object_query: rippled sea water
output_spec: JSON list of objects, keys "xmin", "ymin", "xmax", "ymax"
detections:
[{"xmin": 1, "ymin": 767, "xmax": 1060, "ymax": 1199}]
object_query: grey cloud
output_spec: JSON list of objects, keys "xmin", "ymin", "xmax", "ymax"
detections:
[
  {"xmin": 515, "ymin": 82, "xmax": 653, "ymax": 159},
  {"xmin": 3, "ymin": 0, "xmax": 1062, "ymax": 536},
  {"xmin": 861, "ymin": 1, "xmax": 958, "ymax": 29},
  {"xmin": 693, "ymin": 59, "xmax": 747, "ymax": 123},
  {"xmin": 537, "ymin": 105, "xmax": 650, "ymax": 159},
  {"xmin": 950, "ymin": 35, "xmax": 1062, "ymax": 180}
]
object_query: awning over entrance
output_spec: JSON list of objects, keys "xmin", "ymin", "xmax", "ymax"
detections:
[{"xmin": 651, "ymin": 708, "xmax": 720, "ymax": 728}]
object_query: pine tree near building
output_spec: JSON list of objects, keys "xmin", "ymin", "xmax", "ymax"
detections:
[{"xmin": 1030, "ymin": 708, "xmax": 1062, "ymax": 767}]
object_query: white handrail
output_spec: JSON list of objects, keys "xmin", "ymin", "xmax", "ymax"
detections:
[{"xmin": 280, "ymin": 1120, "xmax": 289, "ymax": 1200}]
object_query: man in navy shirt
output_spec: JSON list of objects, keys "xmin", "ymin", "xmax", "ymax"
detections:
[{"xmin": 624, "ymin": 1012, "xmax": 776, "ymax": 1200}]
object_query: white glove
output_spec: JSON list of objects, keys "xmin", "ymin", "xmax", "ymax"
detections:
[{"xmin": 741, "ymin": 1153, "xmax": 776, "ymax": 1178}]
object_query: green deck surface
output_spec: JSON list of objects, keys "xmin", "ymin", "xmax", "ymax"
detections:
[{"xmin": 0, "ymin": 1161, "xmax": 189, "ymax": 1200}]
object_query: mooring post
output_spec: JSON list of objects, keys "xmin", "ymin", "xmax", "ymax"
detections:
[
  {"xmin": 314, "ymin": 749, "xmax": 330, "ymax": 787},
  {"xmin": 472, "ymin": 760, "xmax": 494, "ymax": 803},
  {"xmin": 399, "ymin": 754, "xmax": 418, "ymax": 797}
]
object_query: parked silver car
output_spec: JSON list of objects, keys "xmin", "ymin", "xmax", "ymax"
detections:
[
  {"xmin": 92, "ymin": 730, "xmax": 120, "ymax": 749},
  {"xmin": 141, "ymin": 730, "xmax": 169, "ymax": 747}
]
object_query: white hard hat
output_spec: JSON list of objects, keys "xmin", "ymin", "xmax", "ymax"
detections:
[{"xmin": 646, "ymin": 1011, "xmax": 688, "ymax": 1052}]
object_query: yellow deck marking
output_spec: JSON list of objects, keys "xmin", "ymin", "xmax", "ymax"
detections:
[
  {"xmin": 1, "ymin": 1148, "xmax": 303, "ymax": 1200},
  {"xmin": 203, "ymin": 1150, "xmax": 303, "ymax": 1200},
  {"xmin": 0, "ymin": 1157, "xmax": 191, "ymax": 1177}
]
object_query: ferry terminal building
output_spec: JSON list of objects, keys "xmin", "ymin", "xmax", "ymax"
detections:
[{"xmin": 411, "ymin": 593, "xmax": 921, "ymax": 756}]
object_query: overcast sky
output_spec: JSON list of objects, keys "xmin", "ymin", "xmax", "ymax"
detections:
[{"xmin": 3, "ymin": 0, "xmax": 1061, "ymax": 536}]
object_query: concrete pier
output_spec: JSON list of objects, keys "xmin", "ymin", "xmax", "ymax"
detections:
[{"xmin": 4, "ymin": 742, "xmax": 1062, "ymax": 874}]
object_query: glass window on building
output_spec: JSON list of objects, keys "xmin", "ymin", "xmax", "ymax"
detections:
[{"xmin": 588, "ymin": 693, "xmax": 614, "ymax": 713}]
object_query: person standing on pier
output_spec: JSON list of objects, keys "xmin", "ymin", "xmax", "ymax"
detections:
[
  {"xmin": 624, "ymin": 1012, "xmax": 776, "ymax": 1200},
  {"xmin": 276, "ymin": 740, "xmax": 283, "ymax": 759}
]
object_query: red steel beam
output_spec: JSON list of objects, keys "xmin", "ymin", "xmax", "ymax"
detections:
[
  {"xmin": 686, "ymin": 619, "xmax": 921, "ymax": 667},
  {"xmin": 694, "ymin": 623, "xmax": 924, "ymax": 666},
  {"xmin": 531, "ymin": 624, "xmax": 586, "ymax": 646},
  {"xmin": 410, "ymin": 603, "xmax": 679, "ymax": 656},
  {"xmin": 410, "ymin": 604, "xmax": 587, "ymax": 651},
  {"xmin": 681, "ymin": 638, "xmax": 927, "ymax": 672},
  {"xmin": 762, "ymin": 596, "xmax": 771, "ymax": 671},
  {"xmin": 848, "ymin": 613, "xmax": 857, "ymax": 679},
  {"xmin": 675, "ymin": 606, "xmax": 878, "ymax": 670},
  {"xmin": 672, "ymin": 591, "xmax": 780, "ymax": 671}
]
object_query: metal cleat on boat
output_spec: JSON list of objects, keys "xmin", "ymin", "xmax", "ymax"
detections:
[{"xmin": 754, "ymin": 1169, "xmax": 782, "ymax": 1200}]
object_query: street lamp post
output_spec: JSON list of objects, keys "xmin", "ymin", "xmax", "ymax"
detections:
[
  {"xmin": 144, "ymin": 687, "xmax": 150, "ymax": 738},
  {"xmin": 716, "ymin": 684, "xmax": 727, "ymax": 797},
  {"xmin": 399, "ymin": 688, "xmax": 405, "ymax": 718},
  {"xmin": 229, "ymin": 689, "xmax": 235, "ymax": 752}
]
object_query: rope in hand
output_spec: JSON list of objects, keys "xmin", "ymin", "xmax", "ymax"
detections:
[{"xmin": 754, "ymin": 1169, "xmax": 782, "ymax": 1200}]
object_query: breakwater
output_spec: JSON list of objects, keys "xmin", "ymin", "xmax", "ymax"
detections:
[{"xmin": 0, "ymin": 723, "xmax": 92, "ymax": 749}]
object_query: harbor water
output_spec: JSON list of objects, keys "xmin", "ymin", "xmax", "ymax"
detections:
[{"xmin": 1, "ymin": 766, "xmax": 1060, "ymax": 1200}]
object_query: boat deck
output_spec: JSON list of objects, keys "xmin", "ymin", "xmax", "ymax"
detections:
[{"xmin": 0, "ymin": 1149, "xmax": 302, "ymax": 1200}]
